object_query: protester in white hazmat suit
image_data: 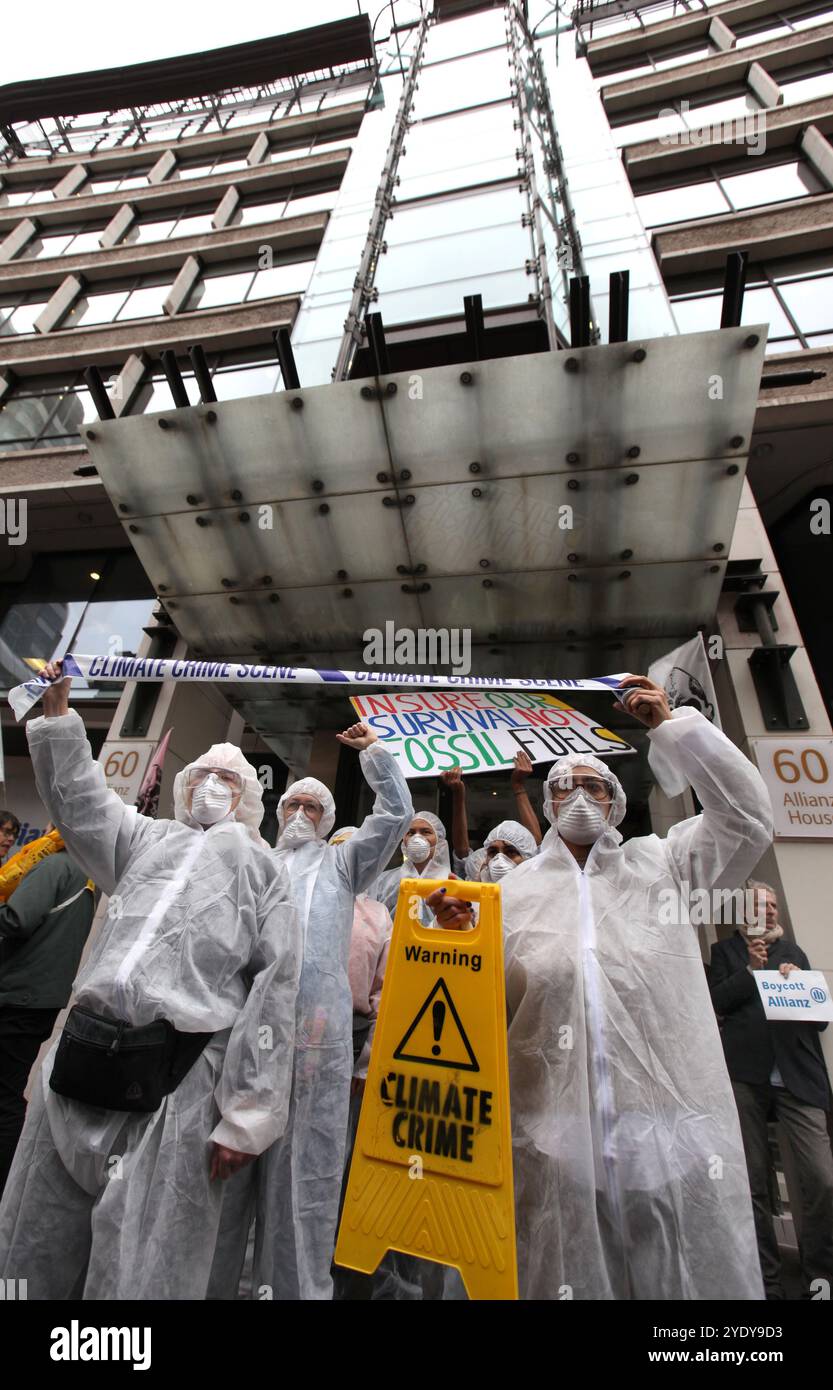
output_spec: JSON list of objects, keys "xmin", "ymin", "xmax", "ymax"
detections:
[
  {"xmin": 213, "ymin": 723, "xmax": 413, "ymax": 1301},
  {"xmin": 373, "ymin": 811, "xmax": 452, "ymax": 926},
  {"xmin": 476, "ymin": 819, "xmax": 538, "ymax": 881},
  {"xmin": 0, "ymin": 661, "xmax": 300, "ymax": 1300},
  {"xmin": 430, "ymin": 674, "xmax": 774, "ymax": 1300}
]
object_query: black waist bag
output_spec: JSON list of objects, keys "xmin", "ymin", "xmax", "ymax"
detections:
[
  {"xmin": 49, "ymin": 1005, "xmax": 213, "ymax": 1113},
  {"xmin": 352, "ymin": 1011, "xmax": 372, "ymax": 1064}
]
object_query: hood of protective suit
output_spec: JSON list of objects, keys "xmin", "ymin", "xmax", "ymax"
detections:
[
  {"xmin": 543, "ymin": 751, "xmax": 626, "ymax": 839},
  {"xmin": 173, "ymin": 743, "xmax": 265, "ymax": 843},
  {"xmin": 277, "ymin": 776, "xmax": 336, "ymax": 840},
  {"xmin": 484, "ymin": 819, "xmax": 538, "ymax": 859}
]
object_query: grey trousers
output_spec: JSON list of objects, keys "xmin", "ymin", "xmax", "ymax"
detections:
[{"xmin": 732, "ymin": 1080, "xmax": 833, "ymax": 1299}]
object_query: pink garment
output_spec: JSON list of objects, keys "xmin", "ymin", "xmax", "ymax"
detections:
[{"xmin": 348, "ymin": 892, "xmax": 392, "ymax": 1078}]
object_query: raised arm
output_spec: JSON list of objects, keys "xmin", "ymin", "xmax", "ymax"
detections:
[
  {"xmin": 613, "ymin": 675, "xmax": 772, "ymax": 892},
  {"xmin": 25, "ymin": 664, "xmax": 150, "ymax": 895},
  {"xmin": 333, "ymin": 723, "xmax": 414, "ymax": 897},
  {"xmin": 440, "ymin": 767, "xmax": 470, "ymax": 858},
  {"xmin": 510, "ymin": 750, "xmax": 543, "ymax": 846}
]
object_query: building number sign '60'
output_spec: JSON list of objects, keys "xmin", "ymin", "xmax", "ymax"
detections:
[{"xmin": 751, "ymin": 738, "xmax": 833, "ymax": 840}]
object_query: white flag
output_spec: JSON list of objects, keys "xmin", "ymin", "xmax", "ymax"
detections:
[{"xmin": 647, "ymin": 633, "xmax": 720, "ymax": 797}]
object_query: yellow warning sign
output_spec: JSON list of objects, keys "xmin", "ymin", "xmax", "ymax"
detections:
[{"xmin": 334, "ymin": 878, "xmax": 518, "ymax": 1300}]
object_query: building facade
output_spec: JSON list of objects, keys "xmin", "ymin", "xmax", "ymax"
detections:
[{"xmin": 0, "ymin": 0, "xmax": 831, "ymax": 1100}]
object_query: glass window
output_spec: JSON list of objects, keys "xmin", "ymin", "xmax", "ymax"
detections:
[
  {"xmin": 421, "ymin": 7, "xmax": 507, "ymax": 63},
  {"xmin": 806, "ymin": 331, "xmax": 833, "ymax": 345},
  {"xmin": 212, "ymin": 362, "xmax": 281, "ymax": 398},
  {"xmin": 270, "ymin": 143, "xmax": 312, "ymax": 163},
  {"xmin": 652, "ymin": 44, "xmax": 714, "ymax": 70},
  {"xmin": 781, "ymin": 71, "xmax": 833, "ymax": 104},
  {"xmin": 720, "ymin": 159, "xmax": 823, "ymax": 210},
  {"xmin": 0, "ymin": 301, "xmax": 49, "ymax": 335},
  {"xmin": 175, "ymin": 162, "xmax": 213, "ymax": 181},
  {"xmin": 0, "ymin": 374, "xmax": 104, "ymax": 450},
  {"xmin": 671, "ymin": 293, "xmax": 721, "ymax": 333},
  {"xmin": 62, "ymin": 289, "xmax": 129, "ymax": 328},
  {"xmin": 284, "ymin": 189, "xmax": 337, "ymax": 216},
  {"xmin": 791, "ymin": 10, "xmax": 833, "ymax": 30},
  {"xmin": 764, "ymin": 337, "xmax": 802, "ymax": 355},
  {"xmin": 235, "ymin": 199, "xmax": 288, "ymax": 226},
  {"xmin": 397, "ymin": 103, "xmax": 517, "ymax": 198},
  {"xmin": 377, "ymin": 266, "xmax": 531, "ymax": 322},
  {"xmin": 778, "ymin": 277, "xmax": 833, "ymax": 333},
  {"xmin": 741, "ymin": 286, "xmax": 795, "ymax": 338},
  {"xmin": 117, "ymin": 283, "xmax": 171, "ymax": 321},
  {"xmin": 124, "ymin": 217, "xmax": 178, "ymax": 245},
  {"xmin": 169, "ymin": 212, "xmax": 216, "ymax": 239},
  {"xmin": 86, "ymin": 178, "xmax": 122, "ymax": 195},
  {"xmin": 21, "ymin": 231, "xmax": 75, "ymax": 259},
  {"xmin": 186, "ymin": 269, "xmax": 254, "ymax": 311},
  {"xmin": 599, "ymin": 61, "xmax": 655, "ymax": 84},
  {"xmin": 211, "ymin": 157, "xmax": 249, "ymax": 174},
  {"xmin": 734, "ymin": 25, "xmax": 786, "ymax": 47},
  {"xmin": 72, "ymin": 599, "xmax": 159, "ymax": 667},
  {"xmin": 118, "ymin": 173, "xmax": 149, "ymax": 190},
  {"xmin": 635, "ymin": 180, "xmax": 730, "ymax": 226},
  {"xmin": 134, "ymin": 373, "xmax": 197, "ymax": 413},
  {"xmin": 413, "ymin": 48, "xmax": 512, "ymax": 119},
  {"xmin": 248, "ymin": 260, "xmax": 315, "ymax": 299},
  {"xmin": 320, "ymin": 84, "xmax": 368, "ymax": 108},
  {"xmin": 612, "ymin": 110, "xmax": 687, "ymax": 146},
  {"xmin": 387, "ymin": 184, "xmax": 524, "ymax": 245},
  {"xmin": 682, "ymin": 92, "xmax": 761, "ymax": 127},
  {"xmin": 68, "ymin": 229, "xmax": 108, "ymax": 254},
  {"xmin": 40, "ymin": 387, "xmax": 96, "ymax": 435}
]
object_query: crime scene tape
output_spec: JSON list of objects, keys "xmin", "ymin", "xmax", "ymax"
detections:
[
  {"xmin": 334, "ymin": 877, "xmax": 518, "ymax": 1301},
  {"xmin": 8, "ymin": 652, "xmax": 630, "ymax": 721}
]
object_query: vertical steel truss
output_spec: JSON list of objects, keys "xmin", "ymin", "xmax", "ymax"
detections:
[
  {"xmin": 333, "ymin": 13, "xmax": 429, "ymax": 381},
  {"xmin": 510, "ymin": 3, "xmax": 597, "ymax": 341},
  {"xmin": 506, "ymin": 5, "xmax": 557, "ymax": 346}
]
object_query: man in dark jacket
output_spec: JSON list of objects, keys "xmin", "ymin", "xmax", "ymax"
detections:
[
  {"xmin": 0, "ymin": 850, "xmax": 96, "ymax": 1195},
  {"xmin": 709, "ymin": 881, "xmax": 833, "ymax": 1299}
]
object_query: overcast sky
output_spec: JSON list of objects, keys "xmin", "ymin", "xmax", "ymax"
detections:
[{"xmin": 0, "ymin": 0, "xmax": 398, "ymax": 84}]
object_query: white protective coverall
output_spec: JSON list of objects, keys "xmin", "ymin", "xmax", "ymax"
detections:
[
  {"xmin": 374, "ymin": 811, "xmax": 451, "ymax": 926},
  {"xmin": 502, "ymin": 707, "xmax": 773, "ymax": 1299},
  {"xmin": 240, "ymin": 748, "xmax": 413, "ymax": 1300},
  {"xmin": 0, "ymin": 713, "xmax": 300, "ymax": 1300}
]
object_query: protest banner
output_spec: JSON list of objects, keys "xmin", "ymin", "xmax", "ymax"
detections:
[{"xmin": 349, "ymin": 688, "xmax": 634, "ymax": 777}]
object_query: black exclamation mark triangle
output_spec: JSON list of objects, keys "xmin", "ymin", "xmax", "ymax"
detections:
[{"xmin": 393, "ymin": 978, "xmax": 479, "ymax": 1072}]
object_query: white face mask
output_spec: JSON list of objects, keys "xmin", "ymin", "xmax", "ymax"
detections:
[
  {"xmin": 190, "ymin": 775, "xmax": 234, "ymax": 827},
  {"xmin": 482, "ymin": 853, "xmax": 516, "ymax": 882},
  {"xmin": 555, "ymin": 789, "xmax": 610, "ymax": 846},
  {"xmin": 406, "ymin": 833, "xmax": 431, "ymax": 865},
  {"xmin": 281, "ymin": 808, "xmax": 319, "ymax": 844}
]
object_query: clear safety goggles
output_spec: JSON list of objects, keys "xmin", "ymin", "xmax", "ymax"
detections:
[
  {"xmin": 185, "ymin": 766, "xmax": 244, "ymax": 792},
  {"xmin": 549, "ymin": 773, "xmax": 613, "ymax": 803}
]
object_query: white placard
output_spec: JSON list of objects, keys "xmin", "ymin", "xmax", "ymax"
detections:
[
  {"xmin": 750, "ymin": 738, "xmax": 833, "ymax": 839},
  {"xmin": 349, "ymin": 689, "xmax": 635, "ymax": 779},
  {"xmin": 754, "ymin": 969, "xmax": 833, "ymax": 1022}
]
